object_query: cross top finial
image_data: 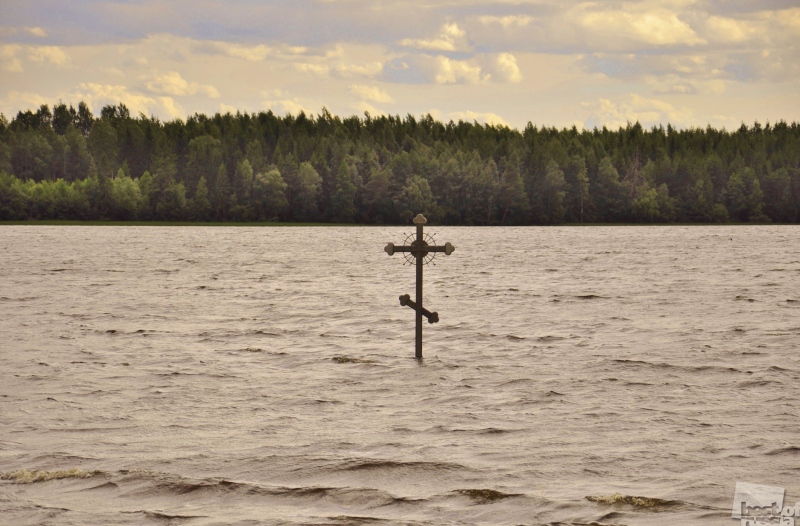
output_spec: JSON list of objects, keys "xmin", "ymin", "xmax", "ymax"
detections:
[{"xmin": 413, "ymin": 214, "xmax": 427, "ymax": 225}]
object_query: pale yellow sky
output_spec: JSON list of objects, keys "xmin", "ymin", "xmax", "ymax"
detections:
[{"xmin": 1, "ymin": 0, "xmax": 798, "ymax": 129}]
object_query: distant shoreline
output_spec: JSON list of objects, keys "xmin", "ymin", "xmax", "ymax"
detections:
[{"xmin": 0, "ymin": 220, "xmax": 789, "ymax": 227}]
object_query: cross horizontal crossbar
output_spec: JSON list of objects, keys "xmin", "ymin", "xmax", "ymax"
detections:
[{"xmin": 384, "ymin": 242, "xmax": 454, "ymax": 256}]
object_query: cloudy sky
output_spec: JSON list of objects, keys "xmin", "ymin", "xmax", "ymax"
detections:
[{"xmin": 1, "ymin": 0, "xmax": 798, "ymax": 130}]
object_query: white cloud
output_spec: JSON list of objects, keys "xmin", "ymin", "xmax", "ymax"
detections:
[
  {"xmin": 776, "ymin": 8, "xmax": 800, "ymax": 30},
  {"xmin": 494, "ymin": 53, "xmax": 522, "ymax": 83},
  {"xmin": 219, "ymin": 102, "xmax": 239, "ymax": 114},
  {"xmin": 1, "ymin": 90, "xmax": 50, "ymax": 112},
  {"xmin": 157, "ymin": 96, "xmax": 184, "ymax": 120},
  {"xmin": 579, "ymin": 8, "xmax": 705, "ymax": 47},
  {"xmin": 200, "ymin": 39, "xmax": 317, "ymax": 63},
  {"xmin": 584, "ymin": 94, "xmax": 696, "ymax": 129},
  {"xmin": 27, "ymin": 46, "xmax": 70, "ymax": 66},
  {"xmin": 25, "ymin": 27, "xmax": 47, "ymax": 38},
  {"xmin": 145, "ymin": 71, "xmax": 220, "ymax": 98},
  {"xmin": 479, "ymin": 15, "xmax": 534, "ymax": 28},
  {"xmin": 704, "ymin": 16, "xmax": 759, "ymax": 44},
  {"xmin": 0, "ymin": 26, "xmax": 47, "ymax": 38},
  {"xmin": 263, "ymin": 94, "xmax": 316, "ymax": 116},
  {"xmin": 261, "ymin": 88, "xmax": 287, "ymax": 99},
  {"xmin": 73, "ymin": 83, "xmax": 183, "ymax": 119},
  {"xmin": 335, "ymin": 61, "xmax": 383, "ymax": 77},
  {"xmin": 645, "ymin": 75, "xmax": 726, "ymax": 95},
  {"xmin": 352, "ymin": 100, "xmax": 382, "ymax": 116},
  {"xmin": 294, "ymin": 62, "xmax": 330, "ymax": 76},
  {"xmin": 446, "ymin": 110, "xmax": 510, "ymax": 127},
  {"xmin": 326, "ymin": 45, "xmax": 345, "ymax": 59},
  {"xmin": 208, "ymin": 42, "xmax": 274, "ymax": 61},
  {"xmin": 384, "ymin": 53, "xmax": 525, "ymax": 85},
  {"xmin": 292, "ymin": 58, "xmax": 383, "ymax": 78},
  {"xmin": 349, "ymin": 84, "xmax": 393, "ymax": 103},
  {"xmin": 435, "ymin": 56, "xmax": 485, "ymax": 84},
  {"xmin": 1, "ymin": 45, "xmax": 23, "ymax": 72},
  {"xmin": 579, "ymin": 51, "xmax": 727, "ymax": 82},
  {"xmin": 400, "ymin": 22, "xmax": 470, "ymax": 52}
]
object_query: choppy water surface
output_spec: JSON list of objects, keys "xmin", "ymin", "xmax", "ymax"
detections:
[{"xmin": 1, "ymin": 225, "xmax": 798, "ymax": 525}]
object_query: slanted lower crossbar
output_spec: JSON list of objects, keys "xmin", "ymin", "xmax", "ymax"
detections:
[{"xmin": 399, "ymin": 294, "xmax": 439, "ymax": 324}]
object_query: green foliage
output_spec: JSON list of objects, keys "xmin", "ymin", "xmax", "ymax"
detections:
[
  {"xmin": 1, "ymin": 101, "xmax": 799, "ymax": 224},
  {"xmin": 498, "ymin": 156, "xmax": 529, "ymax": 225},
  {"xmin": 251, "ymin": 168, "xmax": 288, "ymax": 221},
  {"xmin": 397, "ymin": 174, "xmax": 436, "ymax": 222},
  {"xmin": 593, "ymin": 157, "xmax": 627, "ymax": 222},
  {"xmin": 540, "ymin": 160, "xmax": 567, "ymax": 224},
  {"xmin": 110, "ymin": 174, "xmax": 141, "ymax": 220},
  {"xmin": 190, "ymin": 176, "xmax": 212, "ymax": 221},
  {"xmin": 156, "ymin": 182, "xmax": 188, "ymax": 221},
  {"xmin": 363, "ymin": 166, "xmax": 393, "ymax": 223},
  {"xmin": 727, "ymin": 167, "xmax": 768, "ymax": 222},
  {"xmin": 329, "ymin": 159, "xmax": 357, "ymax": 222},
  {"xmin": 0, "ymin": 171, "xmax": 28, "ymax": 219},
  {"xmin": 292, "ymin": 161, "xmax": 322, "ymax": 221},
  {"xmin": 87, "ymin": 119, "xmax": 118, "ymax": 179}
]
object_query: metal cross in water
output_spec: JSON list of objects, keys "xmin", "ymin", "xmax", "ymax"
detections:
[{"xmin": 384, "ymin": 214, "xmax": 455, "ymax": 359}]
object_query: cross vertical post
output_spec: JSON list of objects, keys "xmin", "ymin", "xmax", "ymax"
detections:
[
  {"xmin": 414, "ymin": 216, "xmax": 424, "ymax": 359},
  {"xmin": 384, "ymin": 213, "xmax": 455, "ymax": 359}
]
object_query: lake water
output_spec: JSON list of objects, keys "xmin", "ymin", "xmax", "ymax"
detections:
[{"xmin": 1, "ymin": 225, "xmax": 798, "ymax": 525}]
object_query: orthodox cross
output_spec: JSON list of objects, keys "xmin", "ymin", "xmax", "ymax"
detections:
[{"xmin": 384, "ymin": 214, "xmax": 455, "ymax": 359}]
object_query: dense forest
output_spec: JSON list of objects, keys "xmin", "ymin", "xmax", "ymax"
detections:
[{"xmin": 1, "ymin": 102, "xmax": 799, "ymax": 224}]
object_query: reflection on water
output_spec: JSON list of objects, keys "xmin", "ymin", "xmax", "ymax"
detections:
[{"xmin": 1, "ymin": 225, "xmax": 798, "ymax": 525}]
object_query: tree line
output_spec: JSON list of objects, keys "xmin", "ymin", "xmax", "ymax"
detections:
[{"xmin": 1, "ymin": 101, "xmax": 798, "ymax": 224}]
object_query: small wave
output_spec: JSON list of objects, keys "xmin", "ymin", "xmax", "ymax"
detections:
[
  {"xmin": 328, "ymin": 516, "xmax": 395, "ymax": 525},
  {"xmin": 766, "ymin": 446, "xmax": 800, "ymax": 456},
  {"xmin": 586, "ymin": 493, "xmax": 679, "ymax": 508},
  {"xmin": 611, "ymin": 359, "xmax": 742, "ymax": 374},
  {"xmin": 159, "ymin": 476, "xmax": 411, "ymax": 508},
  {"xmin": 768, "ymin": 366, "xmax": 796, "ymax": 373},
  {"xmin": 1, "ymin": 468, "xmax": 99, "ymax": 483},
  {"xmin": 479, "ymin": 428, "xmax": 511, "ymax": 434},
  {"xmin": 340, "ymin": 460, "xmax": 468, "ymax": 475},
  {"xmin": 455, "ymin": 489, "xmax": 522, "ymax": 504},
  {"xmin": 738, "ymin": 379, "xmax": 778, "ymax": 388},
  {"xmin": 537, "ymin": 335, "xmax": 566, "ymax": 342},
  {"xmin": 251, "ymin": 329, "xmax": 279, "ymax": 336},
  {"xmin": 332, "ymin": 356, "xmax": 375, "ymax": 364},
  {"xmin": 506, "ymin": 335, "xmax": 525, "ymax": 341},
  {"xmin": 123, "ymin": 511, "xmax": 208, "ymax": 521},
  {"xmin": 575, "ymin": 294, "xmax": 604, "ymax": 300},
  {"xmin": 0, "ymin": 296, "xmax": 39, "ymax": 302}
]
